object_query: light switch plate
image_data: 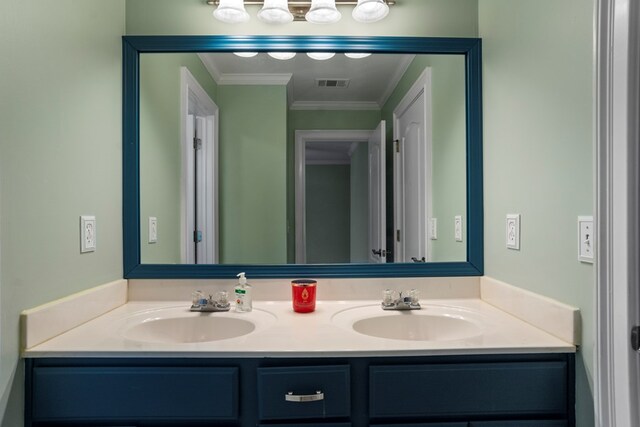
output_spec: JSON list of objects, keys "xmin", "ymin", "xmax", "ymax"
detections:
[
  {"xmin": 80, "ymin": 216, "xmax": 96, "ymax": 253},
  {"xmin": 430, "ymin": 218, "xmax": 438, "ymax": 240},
  {"xmin": 454, "ymin": 215, "xmax": 463, "ymax": 242},
  {"xmin": 578, "ymin": 216, "xmax": 594, "ymax": 263},
  {"xmin": 506, "ymin": 214, "xmax": 520, "ymax": 250},
  {"xmin": 149, "ymin": 217, "xmax": 158, "ymax": 243}
]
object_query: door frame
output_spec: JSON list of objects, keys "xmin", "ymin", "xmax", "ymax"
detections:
[
  {"xmin": 294, "ymin": 130, "xmax": 374, "ymax": 264},
  {"xmin": 180, "ymin": 67, "xmax": 219, "ymax": 264},
  {"xmin": 392, "ymin": 68, "xmax": 433, "ymax": 263},
  {"xmin": 595, "ymin": 0, "xmax": 640, "ymax": 425}
]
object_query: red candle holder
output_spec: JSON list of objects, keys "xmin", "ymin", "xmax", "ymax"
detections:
[{"xmin": 291, "ymin": 279, "xmax": 317, "ymax": 313}]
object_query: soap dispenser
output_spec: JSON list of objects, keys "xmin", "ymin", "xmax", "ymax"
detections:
[{"xmin": 234, "ymin": 272, "xmax": 253, "ymax": 312}]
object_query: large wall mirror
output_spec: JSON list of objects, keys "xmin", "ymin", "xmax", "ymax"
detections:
[{"xmin": 123, "ymin": 36, "xmax": 483, "ymax": 278}]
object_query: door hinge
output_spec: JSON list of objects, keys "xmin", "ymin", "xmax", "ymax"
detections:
[
  {"xmin": 396, "ymin": 230, "xmax": 401, "ymax": 242},
  {"xmin": 632, "ymin": 325, "xmax": 640, "ymax": 352},
  {"xmin": 193, "ymin": 230, "xmax": 202, "ymax": 243},
  {"xmin": 394, "ymin": 139, "xmax": 400, "ymax": 153},
  {"xmin": 193, "ymin": 137, "xmax": 202, "ymax": 150}
]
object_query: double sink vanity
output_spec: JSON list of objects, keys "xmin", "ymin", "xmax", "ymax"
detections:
[
  {"xmin": 23, "ymin": 278, "xmax": 577, "ymax": 427},
  {"xmin": 22, "ymin": 34, "xmax": 577, "ymax": 427}
]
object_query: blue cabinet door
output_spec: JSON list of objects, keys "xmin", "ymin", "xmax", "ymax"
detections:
[
  {"xmin": 370, "ymin": 362, "xmax": 568, "ymax": 419},
  {"xmin": 32, "ymin": 367, "xmax": 239, "ymax": 422}
]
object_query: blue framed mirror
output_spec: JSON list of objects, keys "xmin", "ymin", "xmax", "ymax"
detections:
[{"xmin": 123, "ymin": 35, "xmax": 483, "ymax": 278}]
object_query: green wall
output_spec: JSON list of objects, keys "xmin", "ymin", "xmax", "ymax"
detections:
[
  {"xmin": 218, "ymin": 85, "xmax": 288, "ymax": 264},
  {"xmin": 139, "ymin": 53, "xmax": 218, "ymax": 264},
  {"xmin": 306, "ymin": 165, "xmax": 351, "ymax": 263},
  {"xmin": 381, "ymin": 55, "xmax": 467, "ymax": 262},
  {"xmin": 0, "ymin": 1, "xmax": 125, "ymax": 425},
  {"xmin": 478, "ymin": 0, "xmax": 594, "ymax": 425}
]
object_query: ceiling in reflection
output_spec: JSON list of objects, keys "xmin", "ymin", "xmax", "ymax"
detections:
[{"xmin": 197, "ymin": 52, "xmax": 415, "ymax": 109}]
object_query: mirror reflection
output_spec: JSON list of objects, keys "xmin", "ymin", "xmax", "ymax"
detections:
[{"xmin": 140, "ymin": 51, "xmax": 466, "ymax": 265}]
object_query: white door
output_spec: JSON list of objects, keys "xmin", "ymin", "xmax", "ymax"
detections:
[
  {"xmin": 181, "ymin": 67, "xmax": 218, "ymax": 264},
  {"xmin": 369, "ymin": 120, "xmax": 386, "ymax": 263},
  {"xmin": 393, "ymin": 70, "xmax": 431, "ymax": 263},
  {"xmin": 188, "ymin": 115, "xmax": 217, "ymax": 264}
]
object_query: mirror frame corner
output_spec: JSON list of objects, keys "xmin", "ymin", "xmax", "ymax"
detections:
[{"xmin": 122, "ymin": 35, "xmax": 483, "ymax": 279}]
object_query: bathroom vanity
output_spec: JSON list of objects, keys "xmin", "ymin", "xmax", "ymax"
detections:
[
  {"xmin": 26, "ymin": 353, "xmax": 573, "ymax": 427},
  {"xmin": 23, "ymin": 298, "xmax": 576, "ymax": 427}
]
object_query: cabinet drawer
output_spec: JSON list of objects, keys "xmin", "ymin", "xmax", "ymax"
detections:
[
  {"xmin": 32, "ymin": 367, "xmax": 238, "ymax": 422},
  {"xmin": 377, "ymin": 423, "xmax": 468, "ymax": 426},
  {"xmin": 470, "ymin": 422, "xmax": 567, "ymax": 427},
  {"xmin": 259, "ymin": 424, "xmax": 351, "ymax": 427},
  {"xmin": 370, "ymin": 362, "xmax": 567, "ymax": 419},
  {"xmin": 257, "ymin": 365, "xmax": 350, "ymax": 421}
]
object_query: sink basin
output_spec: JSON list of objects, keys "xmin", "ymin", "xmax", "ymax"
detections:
[
  {"xmin": 119, "ymin": 306, "xmax": 276, "ymax": 344},
  {"xmin": 332, "ymin": 304, "xmax": 484, "ymax": 342}
]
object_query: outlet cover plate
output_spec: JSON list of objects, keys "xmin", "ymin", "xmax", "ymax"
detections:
[
  {"xmin": 149, "ymin": 217, "xmax": 158, "ymax": 243},
  {"xmin": 80, "ymin": 216, "xmax": 96, "ymax": 253},
  {"xmin": 506, "ymin": 214, "xmax": 520, "ymax": 250},
  {"xmin": 454, "ymin": 215, "xmax": 463, "ymax": 242},
  {"xmin": 578, "ymin": 216, "xmax": 594, "ymax": 263},
  {"xmin": 430, "ymin": 218, "xmax": 438, "ymax": 240}
]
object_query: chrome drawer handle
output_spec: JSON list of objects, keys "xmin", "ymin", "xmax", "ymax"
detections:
[{"xmin": 285, "ymin": 391, "xmax": 324, "ymax": 402}]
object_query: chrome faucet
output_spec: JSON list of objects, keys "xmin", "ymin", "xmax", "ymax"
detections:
[
  {"xmin": 381, "ymin": 289, "xmax": 421, "ymax": 310},
  {"xmin": 190, "ymin": 290, "xmax": 231, "ymax": 312}
]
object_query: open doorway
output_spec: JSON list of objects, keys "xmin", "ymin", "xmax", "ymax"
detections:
[{"xmin": 295, "ymin": 124, "xmax": 386, "ymax": 264}]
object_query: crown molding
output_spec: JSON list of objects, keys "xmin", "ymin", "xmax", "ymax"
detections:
[
  {"xmin": 218, "ymin": 73, "xmax": 293, "ymax": 86},
  {"xmin": 290, "ymin": 101, "xmax": 381, "ymax": 111}
]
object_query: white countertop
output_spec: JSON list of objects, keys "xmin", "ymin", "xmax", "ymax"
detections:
[{"xmin": 23, "ymin": 299, "xmax": 575, "ymax": 358}]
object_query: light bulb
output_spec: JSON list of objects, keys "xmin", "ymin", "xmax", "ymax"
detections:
[
  {"xmin": 345, "ymin": 52, "xmax": 372, "ymax": 59},
  {"xmin": 213, "ymin": 0, "xmax": 250, "ymax": 23},
  {"xmin": 268, "ymin": 52, "xmax": 297, "ymax": 60},
  {"xmin": 307, "ymin": 52, "xmax": 336, "ymax": 60},
  {"xmin": 305, "ymin": 0, "xmax": 341, "ymax": 24},
  {"xmin": 258, "ymin": 0, "xmax": 294, "ymax": 24},
  {"xmin": 352, "ymin": 0, "xmax": 389, "ymax": 23},
  {"xmin": 233, "ymin": 52, "xmax": 259, "ymax": 58}
]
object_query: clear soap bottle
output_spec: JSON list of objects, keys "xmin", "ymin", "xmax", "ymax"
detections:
[{"xmin": 234, "ymin": 272, "xmax": 252, "ymax": 312}]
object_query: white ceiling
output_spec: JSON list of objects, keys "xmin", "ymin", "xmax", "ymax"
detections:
[{"xmin": 198, "ymin": 52, "xmax": 415, "ymax": 110}]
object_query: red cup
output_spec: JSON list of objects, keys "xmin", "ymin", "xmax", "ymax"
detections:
[{"xmin": 292, "ymin": 279, "xmax": 317, "ymax": 313}]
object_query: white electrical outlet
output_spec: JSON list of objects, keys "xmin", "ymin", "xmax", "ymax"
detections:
[
  {"xmin": 430, "ymin": 218, "xmax": 438, "ymax": 240},
  {"xmin": 506, "ymin": 214, "xmax": 520, "ymax": 250},
  {"xmin": 149, "ymin": 217, "xmax": 158, "ymax": 243},
  {"xmin": 454, "ymin": 215, "xmax": 463, "ymax": 242},
  {"xmin": 578, "ymin": 216, "xmax": 594, "ymax": 263},
  {"xmin": 80, "ymin": 216, "xmax": 96, "ymax": 253}
]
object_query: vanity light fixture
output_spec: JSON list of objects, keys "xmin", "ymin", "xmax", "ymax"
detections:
[
  {"xmin": 257, "ymin": 0, "xmax": 294, "ymax": 23},
  {"xmin": 352, "ymin": 0, "xmax": 389, "ymax": 23},
  {"xmin": 208, "ymin": 0, "xmax": 395, "ymax": 23},
  {"xmin": 307, "ymin": 52, "xmax": 336, "ymax": 60},
  {"xmin": 233, "ymin": 52, "xmax": 371, "ymax": 60},
  {"xmin": 268, "ymin": 52, "xmax": 297, "ymax": 60},
  {"xmin": 213, "ymin": 0, "xmax": 250, "ymax": 23}
]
